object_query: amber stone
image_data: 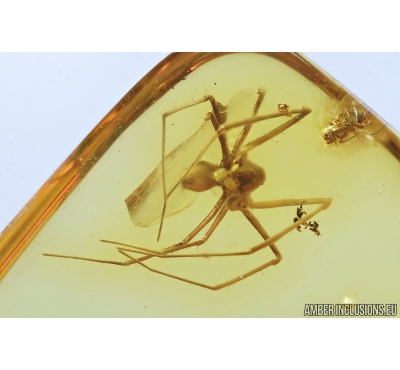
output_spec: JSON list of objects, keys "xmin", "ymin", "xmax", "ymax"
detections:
[{"xmin": 0, "ymin": 53, "xmax": 399, "ymax": 317}]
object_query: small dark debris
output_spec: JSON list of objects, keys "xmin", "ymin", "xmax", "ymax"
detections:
[{"xmin": 293, "ymin": 203, "xmax": 321, "ymax": 236}]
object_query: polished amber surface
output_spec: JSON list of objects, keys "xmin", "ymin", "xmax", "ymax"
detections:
[{"xmin": 0, "ymin": 53, "xmax": 399, "ymax": 317}]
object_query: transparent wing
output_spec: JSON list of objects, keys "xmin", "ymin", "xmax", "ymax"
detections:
[
  {"xmin": 126, "ymin": 89, "xmax": 262, "ymax": 228},
  {"xmin": 202, "ymin": 89, "xmax": 264, "ymax": 162},
  {"xmin": 223, "ymin": 89, "xmax": 262, "ymax": 147},
  {"xmin": 125, "ymin": 119, "xmax": 215, "ymax": 227}
]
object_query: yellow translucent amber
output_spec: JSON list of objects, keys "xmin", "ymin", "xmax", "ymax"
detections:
[{"xmin": 0, "ymin": 53, "xmax": 399, "ymax": 317}]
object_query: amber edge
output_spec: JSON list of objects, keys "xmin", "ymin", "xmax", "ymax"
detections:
[
  {"xmin": 0, "ymin": 52, "xmax": 221, "ymax": 280},
  {"xmin": 299, "ymin": 53, "xmax": 400, "ymax": 161},
  {"xmin": 0, "ymin": 52, "xmax": 398, "ymax": 282}
]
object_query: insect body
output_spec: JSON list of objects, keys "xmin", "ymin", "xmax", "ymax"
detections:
[
  {"xmin": 323, "ymin": 100, "xmax": 383, "ymax": 145},
  {"xmin": 44, "ymin": 88, "xmax": 332, "ymax": 290}
]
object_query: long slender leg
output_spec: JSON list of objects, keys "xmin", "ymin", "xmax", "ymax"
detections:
[
  {"xmin": 42, "ymin": 253, "xmax": 129, "ymax": 265},
  {"xmin": 44, "ymin": 194, "xmax": 228, "ymax": 266},
  {"xmin": 111, "ymin": 194, "xmax": 228, "ymax": 258},
  {"xmin": 103, "ymin": 197, "xmax": 331, "ymax": 260},
  {"xmin": 53, "ymin": 108, "xmax": 312, "ymax": 266},
  {"xmin": 44, "ymin": 203, "xmax": 230, "ymax": 274},
  {"xmin": 44, "ymin": 104, "xmax": 316, "ymax": 288},
  {"xmin": 117, "ymin": 249, "xmax": 282, "ymax": 291},
  {"xmin": 248, "ymin": 197, "xmax": 332, "ymax": 250},
  {"xmin": 205, "ymin": 111, "xmax": 230, "ymax": 162},
  {"xmin": 43, "ymin": 248, "xmax": 141, "ymax": 267},
  {"xmin": 158, "ymin": 95, "xmax": 230, "ymax": 241},
  {"xmin": 106, "ymin": 205, "xmax": 229, "ymax": 258},
  {"xmin": 109, "ymin": 207, "xmax": 228, "ymax": 261},
  {"xmin": 151, "ymin": 107, "xmax": 312, "ymax": 248},
  {"xmin": 157, "ymin": 103, "xmax": 311, "ymax": 241},
  {"xmin": 239, "ymin": 106, "xmax": 311, "ymax": 155},
  {"xmin": 115, "ymin": 208, "xmax": 282, "ymax": 291},
  {"xmin": 44, "ymin": 197, "xmax": 331, "ymax": 289},
  {"xmin": 231, "ymin": 87, "xmax": 267, "ymax": 159},
  {"xmin": 179, "ymin": 194, "xmax": 228, "ymax": 245},
  {"xmin": 240, "ymin": 208, "xmax": 282, "ymax": 264},
  {"xmin": 165, "ymin": 107, "xmax": 312, "ymax": 204},
  {"xmin": 114, "ymin": 198, "xmax": 330, "ymax": 290}
]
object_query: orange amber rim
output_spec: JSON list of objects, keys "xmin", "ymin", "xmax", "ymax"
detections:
[{"xmin": 0, "ymin": 52, "xmax": 398, "ymax": 281}]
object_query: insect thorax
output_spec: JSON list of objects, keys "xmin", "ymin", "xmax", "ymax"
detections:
[{"xmin": 182, "ymin": 156, "xmax": 266, "ymax": 211}]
